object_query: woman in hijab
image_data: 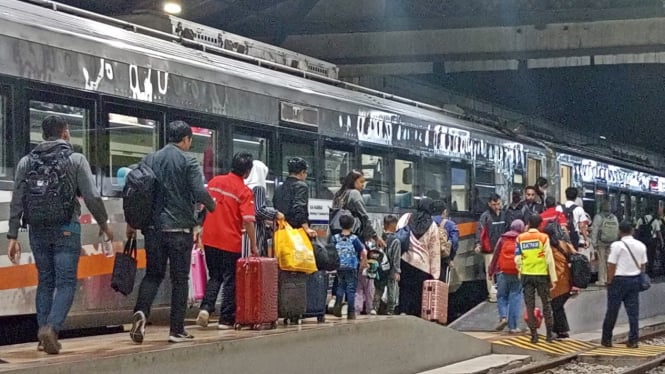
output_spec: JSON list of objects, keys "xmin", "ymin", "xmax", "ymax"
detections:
[
  {"xmin": 245, "ymin": 160, "xmax": 283, "ymax": 257},
  {"xmin": 397, "ymin": 198, "xmax": 441, "ymax": 316},
  {"xmin": 544, "ymin": 224, "xmax": 577, "ymax": 339}
]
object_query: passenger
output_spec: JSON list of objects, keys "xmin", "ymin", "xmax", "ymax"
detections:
[
  {"xmin": 331, "ymin": 214, "xmax": 368, "ymax": 320},
  {"xmin": 129, "ymin": 120, "xmax": 216, "ymax": 344},
  {"xmin": 196, "ymin": 152, "xmax": 258, "ymax": 330},
  {"xmin": 273, "ymin": 157, "xmax": 317, "ymax": 238},
  {"xmin": 397, "ymin": 198, "xmax": 441, "ymax": 316},
  {"xmin": 535, "ymin": 177, "xmax": 549, "ymax": 205},
  {"xmin": 515, "ymin": 214, "xmax": 557, "ymax": 344},
  {"xmin": 355, "ymin": 241, "xmax": 376, "ymax": 315},
  {"xmin": 474, "ymin": 193, "xmax": 506, "ymax": 302},
  {"xmin": 556, "ymin": 187, "xmax": 589, "ymax": 250},
  {"xmin": 331, "ymin": 170, "xmax": 385, "ymax": 247},
  {"xmin": 432, "ymin": 200, "xmax": 459, "ymax": 279},
  {"xmin": 544, "ymin": 223, "xmax": 577, "ymax": 340},
  {"xmin": 522, "ymin": 185, "xmax": 544, "ymax": 222},
  {"xmin": 591, "ymin": 201, "xmax": 620, "ymax": 286},
  {"xmin": 488, "ymin": 219, "xmax": 524, "ymax": 334},
  {"xmin": 601, "ymin": 221, "xmax": 647, "ymax": 349},
  {"xmin": 7, "ymin": 115, "xmax": 113, "ymax": 354},
  {"xmin": 373, "ymin": 215, "xmax": 401, "ymax": 315},
  {"xmin": 504, "ymin": 190, "xmax": 525, "ymax": 229},
  {"xmin": 244, "ymin": 160, "xmax": 284, "ymax": 257},
  {"xmin": 635, "ymin": 206, "xmax": 663, "ymax": 277},
  {"xmin": 539, "ymin": 196, "xmax": 568, "ymax": 233}
]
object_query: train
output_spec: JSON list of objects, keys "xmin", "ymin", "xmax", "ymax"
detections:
[{"xmin": 2, "ymin": 0, "xmax": 665, "ymax": 344}]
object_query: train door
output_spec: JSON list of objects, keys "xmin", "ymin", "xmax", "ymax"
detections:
[{"xmin": 559, "ymin": 164, "xmax": 573, "ymax": 204}]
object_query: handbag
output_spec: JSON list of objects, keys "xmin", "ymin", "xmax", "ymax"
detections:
[
  {"xmin": 328, "ymin": 191, "xmax": 361, "ymax": 235},
  {"xmin": 621, "ymin": 242, "xmax": 650, "ymax": 292},
  {"xmin": 111, "ymin": 238, "xmax": 138, "ymax": 296}
]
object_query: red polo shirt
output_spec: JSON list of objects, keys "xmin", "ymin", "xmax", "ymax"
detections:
[{"xmin": 202, "ymin": 173, "xmax": 255, "ymax": 253}]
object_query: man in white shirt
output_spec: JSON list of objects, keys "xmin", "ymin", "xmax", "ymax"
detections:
[
  {"xmin": 601, "ymin": 221, "xmax": 647, "ymax": 349},
  {"xmin": 556, "ymin": 187, "xmax": 589, "ymax": 250}
]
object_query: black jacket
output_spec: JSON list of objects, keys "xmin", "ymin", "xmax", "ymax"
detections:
[
  {"xmin": 148, "ymin": 144, "xmax": 215, "ymax": 230},
  {"xmin": 273, "ymin": 176, "xmax": 309, "ymax": 228}
]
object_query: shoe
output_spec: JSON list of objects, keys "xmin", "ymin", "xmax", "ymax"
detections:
[
  {"xmin": 556, "ymin": 332, "xmax": 570, "ymax": 340},
  {"xmin": 168, "ymin": 331, "xmax": 194, "ymax": 343},
  {"xmin": 546, "ymin": 333, "xmax": 554, "ymax": 343},
  {"xmin": 495, "ymin": 318, "xmax": 508, "ymax": 331},
  {"xmin": 488, "ymin": 298, "xmax": 497, "ymax": 303},
  {"xmin": 37, "ymin": 340, "xmax": 62, "ymax": 352},
  {"xmin": 626, "ymin": 342, "xmax": 639, "ymax": 349},
  {"xmin": 196, "ymin": 310, "xmax": 210, "ymax": 328},
  {"xmin": 370, "ymin": 309, "xmax": 377, "ymax": 316},
  {"xmin": 37, "ymin": 326, "xmax": 60, "ymax": 355},
  {"xmin": 129, "ymin": 311, "xmax": 146, "ymax": 344},
  {"xmin": 530, "ymin": 331, "xmax": 539, "ymax": 344},
  {"xmin": 601, "ymin": 341, "xmax": 613, "ymax": 348},
  {"xmin": 332, "ymin": 304, "xmax": 343, "ymax": 318},
  {"xmin": 218, "ymin": 322, "xmax": 234, "ymax": 330},
  {"xmin": 347, "ymin": 312, "xmax": 356, "ymax": 320},
  {"xmin": 508, "ymin": 329, "xmax": 522, "ymax": 334}
]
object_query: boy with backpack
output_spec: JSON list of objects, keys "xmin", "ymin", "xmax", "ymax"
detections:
[
  {"xmin": 591, "ymin": 201, "xmax": 619, "ymax": 286},
  {"xmin": 372, "ymin": 215, "xmax": 402, "ymax": 315},
  {"xmin": 331, "ymin": 214, "xmax": 368, "ymax": 320}
]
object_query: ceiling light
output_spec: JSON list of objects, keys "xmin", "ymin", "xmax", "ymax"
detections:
[
  {"xmin": 600, "ymin": 135, "xmax": 607, "ymax": 140},
  {"xmin": 163, "ymin": 0, "xmax": 182, "ymax": 14}
]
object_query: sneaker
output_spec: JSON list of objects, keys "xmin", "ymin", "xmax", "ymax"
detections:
[
  {"xmin": 168, "ymin": 331, "xmax": 194, "ymax": 343},
  {"xmin": 129, "ymin": 311, "xmax": 146, "ymax": 344},
  {"xmin": 508, "ymin": 329, "xmax": 522, "ymax": 334},
  {"xmin": 218, "ymin": 321, "xmax": 234, "ymax": 330},
  {"xmin": 37, "ymin": 340, "xmax": 61, "ymax": 352},
  {"xmin": 601, "ymin": 341, "xmax": 613, "ymax": 348},
  {"xmin": 626, "ymin": 342, "xmax": 639, "ymax": 349},
  {"xmin": 196, "ymin": 310, "xmax": 210, "ymax": 328},
  {"xmin": 495, "ymin": 318, "xmax": 508, "ymax": 331},
  {"xmin": 332, "ymin": 304, "xmax": 343, "ymax": 318},
  {"xmin": 369, "ymin": 309, "xmax": 377, "ymax": 316},
  {"xmin": 37, "ymin": 326, "xmax": 60, "ymax": 354},
  {"xmin": 347, "ymin": 312, "xmax": 356, "ymax": 320},
  {"xmin": 556, "ymin": 332, "xmax": 570, "ymax": 340}
]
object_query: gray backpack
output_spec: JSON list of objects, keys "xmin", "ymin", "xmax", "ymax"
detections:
[{"xmin": 599, "ymin": 214, "xmax": 619, "ymax": 243}]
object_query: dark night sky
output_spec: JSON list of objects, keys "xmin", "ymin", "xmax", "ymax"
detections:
[{"xmin": 431, "ymin": 64, "xmax": 665, "ymax": 153}]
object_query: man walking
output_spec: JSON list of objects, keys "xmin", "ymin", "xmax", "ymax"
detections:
[
  {"xmin": 7, "ymin": 115, "xmax": 113, "ymax": 354},
  {"xmin": 591, "ymin": 201, "xmax": 619, "ymax": 286},
  {"xmin": 601, "ymin": 221, "xmax": 647, "ymax": 348},
  {"xmin": 129, "ymin": 120, "xmax": 215, "ymax": 344}
]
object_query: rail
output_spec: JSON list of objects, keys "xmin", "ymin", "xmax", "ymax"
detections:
[{"xmin": 501, "ymin": 353, "xmax": 580, "ymax": 374}]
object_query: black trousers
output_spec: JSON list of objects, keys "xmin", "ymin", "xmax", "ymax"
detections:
[
  {"xmin": 398, "ymin": 261, "xmax": 432, "ymax": 316},
  {"xmin": 551, "ymin": 293, "xmax": 570, "ymax": 334},
  {"xmin": 200, "ymin": 246, "xmax": 241, "ymax": 324},
  {"xmin": 522, "ymin": 274, "xmax": 554, "ymax": 334}
]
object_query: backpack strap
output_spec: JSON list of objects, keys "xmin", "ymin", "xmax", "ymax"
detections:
[{"xmin": 620, "ymin": 241, "xmax": 642, "ymax": 272}]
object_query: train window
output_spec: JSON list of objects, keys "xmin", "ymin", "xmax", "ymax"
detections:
[
  {"xmin": 29, "ymin": 101, "xmax": 91, "ymax": 157},
  {"xmin": 188, "ymin": 126, "xmax": 216, "ymax": 182},
  {"xmin": 282, "ymin": 141, "xmax": 316, "ymax": 197},
  {"xmin": 527, "ymin": 158, "xmax": 541, "ymax": 186},
  {"xmin": 233, "ymin": 133, "xmax": 268, "ymax": 164},
  {"xmin": 474, "ymin": 166, "xmax": 495, "ymax": 213},
  {"xmin": 395, "ymin": 159, "xmax": 417, "ymax": 208},
  {"xmin": 361, "ymin": 153, "xmax": 389, "ymax": 207},
  {"xmin": 451, "ymin": 166, "xmax": 469, "ymax": 212},
  {"xmin": 107, "ymin": 113, "xmax": 158, "ymax": 195},
  {"xmin": 323, "ymin": 147, "xmax": 353, "ymax": 200},
  {"xmin": 0, "ymin": 95, "xmax": 6, "ymax": 178},
  {"xmin": 422, "ymin": 160, "xmax": 450, "ymax": 203}
]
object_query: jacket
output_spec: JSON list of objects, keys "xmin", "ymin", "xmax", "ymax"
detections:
[
  {"xmin": 334, "ymin": 189, "xmax": 377, "ymax": 240},
  {"xmin": 382, "ymin": 232, "xmax": 402, "ymax": 276},
  {"xmin": 273, "ymin": 176, "xmax": 309, "ymax": 229},
  {"xmin": 475, "ymin": 209, "xmax": 506, "ymax": 252},
  {"xmin": 8, "ymin": 140, "xmax": 108, "ymax": 237},
  {"xmin": 551, "ymin": 240, "xmax": 575, "ymax": 299},
  {"xmin": 149, "ymin": 144, "xmax": 215, "ymax": 230},
  {"xmin": 400, "ymin": 220, "xmax": 441, "ymax": 279}
]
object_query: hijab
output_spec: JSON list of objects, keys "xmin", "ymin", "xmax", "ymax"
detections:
[
  {"xmin": 510, "ymin": 219, "xmax": 525, "ymax": 233},
  {"xmin": 409, "ymin": 198, "xmax": 435, "ymax": 239},
  {"xmin": 244, "ymin": 160, "xmax": 269, "ymax": 190}
]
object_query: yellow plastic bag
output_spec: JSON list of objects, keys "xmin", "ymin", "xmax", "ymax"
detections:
[{"xmin": 274, "ymin": 219, "xmax": 317, "ymax": 274}]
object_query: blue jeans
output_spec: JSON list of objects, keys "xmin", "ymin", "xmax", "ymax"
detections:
[
  {"xmin": 496, "ymin": 273, "xmax": 523, "ymax": 330},
  {"xmin": 602, "ymin": 275, "xmax": 641, "ymax": 344},
  {"xmin": 336, "ymin": 269, "xmax": 358, "ymax": 313},
  {"xmin": 30, "ymin": 224, "xmax": 81, "ymax": 333}
]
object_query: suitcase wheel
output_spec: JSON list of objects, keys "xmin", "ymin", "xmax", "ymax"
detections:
[
  {"xmin": 252, "ymin": 324, "xmax": 262, "ymax": 330},
  {"xmin": 233, "ymin": 323, "xmax": 242, "ymax": 330},
  {"xmin": 270, "ymin": 321, "xmax": 278, "ymax": 329},
  {"xmin": 317, "ymin": 315, "xmax": 325, "ymax": 323}
]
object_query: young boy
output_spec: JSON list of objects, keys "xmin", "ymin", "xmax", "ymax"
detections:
[
  {"xmin": 372, "ymin": 215, "xmax": 401, "ymax": 315},
  {"xmin": 332, "ymin": 214, "xmax": 367, "ymax": 320}
]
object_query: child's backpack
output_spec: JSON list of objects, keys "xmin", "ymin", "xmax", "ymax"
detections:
[
  {"xmin": 334, "ymin": 234, "xmax": 359, "ymax": 271},
  {"xmin": 368, "ymin": 248, "xmax": 390, "ymax": 274},
  {"xmin": 365, "ymin": 259, "xmax": 380, "ymax": 280},
  {"xmin": 637, "ymin": 215, "xmax": 656, "ymax": 246},
  {"xmin": 598, "ymin": 214, "xmax": 619, "ymax": 244}
]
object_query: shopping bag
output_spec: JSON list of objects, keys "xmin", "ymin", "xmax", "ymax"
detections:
[
  {"xmin": 110, "ymin": 238, "xmax": 138, "ymax": 296},
  {"xmin": 273, "ymin": 219, "xmax": 317, "ymax": 274},
  {"xmin": 190, "ymin": 246, "xmax": 207, "ymax": 302}
]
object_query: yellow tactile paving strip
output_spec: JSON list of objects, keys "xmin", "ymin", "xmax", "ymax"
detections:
[
  {"xmin": 581, "ymin": 344, "xmax": 665, "ymax": 357},
  {"xmin": 493, "ymin": 335, "xmax": 597, "ymax": 355}
]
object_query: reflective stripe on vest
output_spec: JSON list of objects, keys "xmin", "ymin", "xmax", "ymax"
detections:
[{"xmin": 518, "ymin": 232, "xmax": 548, "ymax": 275}]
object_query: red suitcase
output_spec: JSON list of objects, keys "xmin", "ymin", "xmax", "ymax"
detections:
[
  {"xmin": 421, "ymin": 279, "xmax": 448, "ymax": 324},
  {"xmin": 235, "ymin": 256, "xmax": 279, "ymax": 330}
]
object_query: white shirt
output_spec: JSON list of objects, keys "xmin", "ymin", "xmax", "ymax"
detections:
[
  {"xmin": 608, "ymin": 236, "xmax": 647, "ymax": 276},
  {"xmin": 556, "ymin": 201, "xmax": 589, "ymax": 243}
]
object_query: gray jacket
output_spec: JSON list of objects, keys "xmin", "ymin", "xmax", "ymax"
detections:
[
  {"xmin": 148, "ymin": 144, "xmax": 215, "ymax": 230},
  {"xmin": 334, "ymin": 189, "xmax": 377, "ymax": 240},
  {"xmin": 8, "ymin": 140, "xmax": 108, "ymax": 237}
]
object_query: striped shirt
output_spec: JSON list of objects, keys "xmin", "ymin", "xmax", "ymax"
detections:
[{"xmin": 252, "ymin": 185, "xmax": 278, "ymax": 257}]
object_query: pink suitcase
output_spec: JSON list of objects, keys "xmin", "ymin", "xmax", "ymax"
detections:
[
  {"xmin": 421, "ymin": 279, "xmax": 448, "ymax": 324},
  {"xmin": 235, "ymin": 256, "xmax": 279, "ymax": 329},
  {"xmin": 191, "ymin": 247, "xmax": 207, "ymax": 302}
]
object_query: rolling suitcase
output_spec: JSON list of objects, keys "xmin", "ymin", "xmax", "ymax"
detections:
[
  {"xmin": 421, "ymin": 269, "xmax": 449, "ymax": 324},
  {"xmin": 278, "ymin": 270, "xmax": 308, "ymax": 325},
  {"xmin": 303, "ymin": 270, "xmax": 328, "ymax": 323},
  {"xmin": 234, "ymin": 231, "xmax": 279, "ymax": 330}
]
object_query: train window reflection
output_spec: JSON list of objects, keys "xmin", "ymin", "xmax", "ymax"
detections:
[
  {"xmin": 395, "ymin": 159, "xmax": 415, "ymax": 208},
  {"xmin": 361, "ymin": 153, "xmax": 389, "ymax": 207},
  {"xmin": 282, "ymin": 141, "xmax": 316, "ymax": 198},
  {"xmin": 189, "ymin": 127, "xmax": 215, "ymax": 182},
  {"xmin": 30, "ymin": 100, "xmax": 90, "ymax": 157},
  {"xmin": 324, "ymin": 148, "xmax": 352, "ymax": 199},
  {"xmin": 233, "ymin": 133, "xmax": 272, "ymax": 199},
  {"xmin": 108, "ymin": 113, "xmax": 157, "ymax": 194}
]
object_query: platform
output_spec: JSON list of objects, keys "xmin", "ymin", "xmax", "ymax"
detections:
[{"xmin": 0, "ymin": 315, "xmax": 492, "ymax": 374}]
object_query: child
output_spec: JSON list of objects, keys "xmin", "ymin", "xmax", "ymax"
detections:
[
  {"xmin": 356, "ymin": 241, "xmax": 377, "ymax": 315},
  {"xmin": 372, "ymin": 215, "xmax": 401, "ymax": 315},
  {"xmin": 332, "ymin": 214, "xmax": 367, "ymax": 320}
]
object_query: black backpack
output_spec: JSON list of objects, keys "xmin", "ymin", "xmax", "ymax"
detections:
[
  {"xmin": 569, "ymin": 252, "xmax": 591, "ymax": 289},
  {"xmin": 562, "ymin": 204, "xmax": 580, "ymax": 248},
  {"xmin": 637, "ymin": 215, "xmax": 656, "ymax": 246},
  {"xmin": 23, "ymin": 145, "xmax": 76, "ymax": 227},
  {"xmin": 313, "ymin": 239, "xmax": 340, "ymax": 271},
  {"xmin": 122, "ymin": 160, "xmax": 158, "ymax": 230}
]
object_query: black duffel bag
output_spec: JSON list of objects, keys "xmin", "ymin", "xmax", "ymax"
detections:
[
  {"xmin": 314, "ymin": 238, "xmax": 340, "ymax": 271},
  {"xmin": 111, "ymin": 238, "xmax": 138, "ymax": 296}
]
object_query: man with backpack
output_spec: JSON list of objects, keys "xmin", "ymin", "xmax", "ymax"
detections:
[
  {"xmin": 635, "ymin": 207, "xmax": 663, "ymax": 277},
  {"xmin": 556, "ymin": 187, "xmax": 589, "ymax": 250},
  {"xmin": 7, "ymin": 115, "xmax": 113, "ymax": 354},
  {"xmin": 129, "ymin": 121, "xmax": 216, "ymax": 344},
  {"xmin": 591, "ymin": 201, "xmax": 620, "ymax": 286}
]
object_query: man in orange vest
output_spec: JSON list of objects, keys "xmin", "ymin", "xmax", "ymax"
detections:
[{"xmin": 516, "ymin": 214, "xmax": 557, "ymax": 343}]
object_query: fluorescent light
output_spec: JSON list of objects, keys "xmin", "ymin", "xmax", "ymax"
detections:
[
  {"xmin": 163, "ymin": 1, "xmax": 182, "ymax": 14},
  {"xmin": 600, "ymin": 135, "xmax": 607, "ymax": 140}
]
